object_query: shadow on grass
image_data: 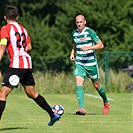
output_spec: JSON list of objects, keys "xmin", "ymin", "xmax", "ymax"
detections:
[
  {"xmin": 67, "ymin": 113, "xmax": 102, "ymax": 115},
  {"xmin": 0, "ymin": 127, "xmax": 28, "ymax": 131}
]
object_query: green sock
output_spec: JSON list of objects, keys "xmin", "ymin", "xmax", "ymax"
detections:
[
  {"xmin": 97, "ymin": 84, "xmax": 108, "ymax": 103},
  {"xmin": 76, "ymin": 86, "xmax": 84, "ymax": 109}
]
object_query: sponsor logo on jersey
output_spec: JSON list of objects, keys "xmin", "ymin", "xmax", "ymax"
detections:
[{"xmin": 80, "ymin": 38, "xmax": 86, "ymax": 41}]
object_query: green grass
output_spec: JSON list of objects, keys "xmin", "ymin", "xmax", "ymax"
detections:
[{"xmin": 0, "ymin": 93, "xmax": 133, "ymax": 133}]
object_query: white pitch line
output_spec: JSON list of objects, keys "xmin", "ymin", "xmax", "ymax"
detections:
[{"xmin": 85, "ymin": 94, "xmax": 114, "ymax": 100}]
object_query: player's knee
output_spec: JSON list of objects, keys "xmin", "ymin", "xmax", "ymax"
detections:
[
  {"xmin": 93, "ymin": 82, "xmax": 100, "ymax": 90},
  {"xmin": 76, "ymin": 80, "xmax": 83, "ymax": 86},
  {"xmin": 0, "ymin": 87, "xmax": 11, "ymax": 99},
  {"xmin": 26, "ymin": 91, "xmax": 38, "ymax": 99},
  {"xmin": 0, "ymin": 90, "xmax": 2, "ymax": 98},
  {"xmin": 76, "ymin": 76, "xmax": 84, "ymax": 85}
]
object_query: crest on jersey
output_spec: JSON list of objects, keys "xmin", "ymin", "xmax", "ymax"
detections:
[
  {"xmin": 9, "ymin": 75, "xmax": 20, "ymax": 86},
  {"xmin": 84, "ymin": 34, "xmax": 87, "ymax": 38}
]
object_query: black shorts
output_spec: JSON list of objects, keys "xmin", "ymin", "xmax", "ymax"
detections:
[{"xmin": 2, "ymin": 68, "xmax": 35, "ymax": 89}]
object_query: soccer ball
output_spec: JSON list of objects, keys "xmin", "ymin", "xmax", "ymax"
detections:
[{"xmin": 52, "ymin": 104, "xmax": 64, "ymax": 115}]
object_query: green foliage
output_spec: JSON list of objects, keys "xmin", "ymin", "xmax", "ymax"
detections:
[
  {"xmin": 0, "ymin": 0, "xmax": 133, "ymax": 72},
  {"xmin": 3, "ymin": 69, "xmax": 130, "ymax": 95},
  {"xmin": 108, "ymin": 69, "xmax": 133, "ymax": 92}
]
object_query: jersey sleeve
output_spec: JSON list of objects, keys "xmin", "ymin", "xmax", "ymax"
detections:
[
  {"xmin": 0, "ymin": 25, "xmax": 9, "ymax": 39},
  {"xmin": 26, "ymin": 34, "xmax": 31, "ymax": 45},
  {"xmin": 89, "ymin": 29, "xmax": 100, "ymax": 43}
]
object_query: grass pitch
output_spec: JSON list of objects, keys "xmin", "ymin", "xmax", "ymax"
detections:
[{"xmin": 0, "ymin": 93, "xmax": 132, "ymax": 133}]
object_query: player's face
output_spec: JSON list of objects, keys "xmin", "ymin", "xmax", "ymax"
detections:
[{"xmin": 76, "ymin": 16, "xmax": 86, "ymax": 32}]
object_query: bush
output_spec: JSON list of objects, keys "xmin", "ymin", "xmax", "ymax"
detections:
[{"xmin": 0, "ymin": 69, "xmax": 132, "ymax": 94}]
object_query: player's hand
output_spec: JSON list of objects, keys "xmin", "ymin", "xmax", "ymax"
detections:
[
  {"xmin": 70, "ymin": 54, "xmax": 75, "ymax": 61},
  {"xmin": 80, "ymin": 46, "xmax": 89, "ymax": 51}
]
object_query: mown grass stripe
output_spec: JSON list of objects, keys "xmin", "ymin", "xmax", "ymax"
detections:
[{"xmin": 85, "ymin": 93, "xmax": 114, "ymax": 100}]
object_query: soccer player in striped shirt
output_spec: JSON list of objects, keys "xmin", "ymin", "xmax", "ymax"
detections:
[
  {"xmin": 70, "ymin": 15, "xmax": 110, "ymax": 115},
  {"xmin": 0, "ymin": 5, "xmax": 60, "ymax": 126}
]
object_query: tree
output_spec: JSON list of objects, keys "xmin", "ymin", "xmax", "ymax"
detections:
[{"xmin": 0, "ymin": 0, "xmax": 133, "ymax": 72}]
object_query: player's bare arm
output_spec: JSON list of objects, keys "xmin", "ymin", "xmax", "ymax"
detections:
[
  {"xmin": 0, "ymin": 38, "xmax": 7, "ymax": 61},
  {"xmin": 80, "ymin": 40, "xmax": 104, "ymax": 51},
  {"xmin": 25, "ymin": 43, "xmax": 32, "ymax": 51},
  {"xmin": 70, "ymin": 44, "xmax": 76, "ymax": 61},
  {"xmin": 0, "ymin": 45, "xmax": 6, "ymax": 61}
]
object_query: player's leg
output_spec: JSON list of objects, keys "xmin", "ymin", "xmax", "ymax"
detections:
[
  {"xmin": 0, "ymin": 68, "xmax": 18, "ymax": 120},
  {"xmin": 90, "ymin": 65, "xmax": 110, "ymax": 114},
  {"xmin": 75, "ymin": 76, "xmax": 84, "ymax": 108},
  {"xmin": 93, "ymin": 81, "xmax": 110, "ymax": 114},
  {"xmin": 75, "ymin": 77, "xmax": 86, "ymax": 115},
  {"xmin": 74, "ymin": 65, "xmax": 86, "ymax": 115},
  {"xmin": 22, "ymin": 69, "xmax": 55, "ymax": 118},
  {"xmin": 93, "ymin": 81, "xmax": 108, "ymax": 103},
  {"xmin": 24, "ymin": 85, "xmax": 54, "ymax": 117},
  {"xmin": 22, "ymin": 69, "xmax": 60, "ymax": 126},
  {"xmin": 24, "ymin": 85, "xmax": 60, "ymax": 126},
  {"xmin": 0, "ymin": 86, "xmax": 12, "ymax": 119}
]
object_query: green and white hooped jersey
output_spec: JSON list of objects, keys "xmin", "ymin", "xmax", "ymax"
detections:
[{"xmin": 72, "ymin": 27, "xmax": 100, "ymax": 66}]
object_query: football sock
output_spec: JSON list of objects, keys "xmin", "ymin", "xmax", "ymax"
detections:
[
  {"xmin": 34, "ymin": 94, "xmax": 54, "ymax": 118},
  {"xmin": 97, "ymin": 84, "xmax": 108, "ymax": 103},
  {"xmin": 0, "ymin": 100, "xmax": 6, "ymax": 120},
  {"xmin": 76, "ymin": 86, "xmax": 84, "ymax": 109}
]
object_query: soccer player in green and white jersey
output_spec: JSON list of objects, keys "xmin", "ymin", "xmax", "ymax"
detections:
[{"xmin": 70, "ymin": 15, "xmax": 110, "ymax": 115}]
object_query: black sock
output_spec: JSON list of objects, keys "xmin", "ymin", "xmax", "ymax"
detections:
[
  {"xmin": 0, "ymin": 100, "xmax": 6, "ymax": 120},
  {"xmin": 34, "ymin": 94, "xmax": 54, "ymax": 118}
]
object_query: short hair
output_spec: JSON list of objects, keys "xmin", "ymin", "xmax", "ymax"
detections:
[{"xmin": 4, "ymin": 5, "xmax": 18, "ymax": 20}]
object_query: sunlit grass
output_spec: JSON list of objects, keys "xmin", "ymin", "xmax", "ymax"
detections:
[{"xmin": 0, "ymin": 93, "xmax": 132, "ymax": 133}]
